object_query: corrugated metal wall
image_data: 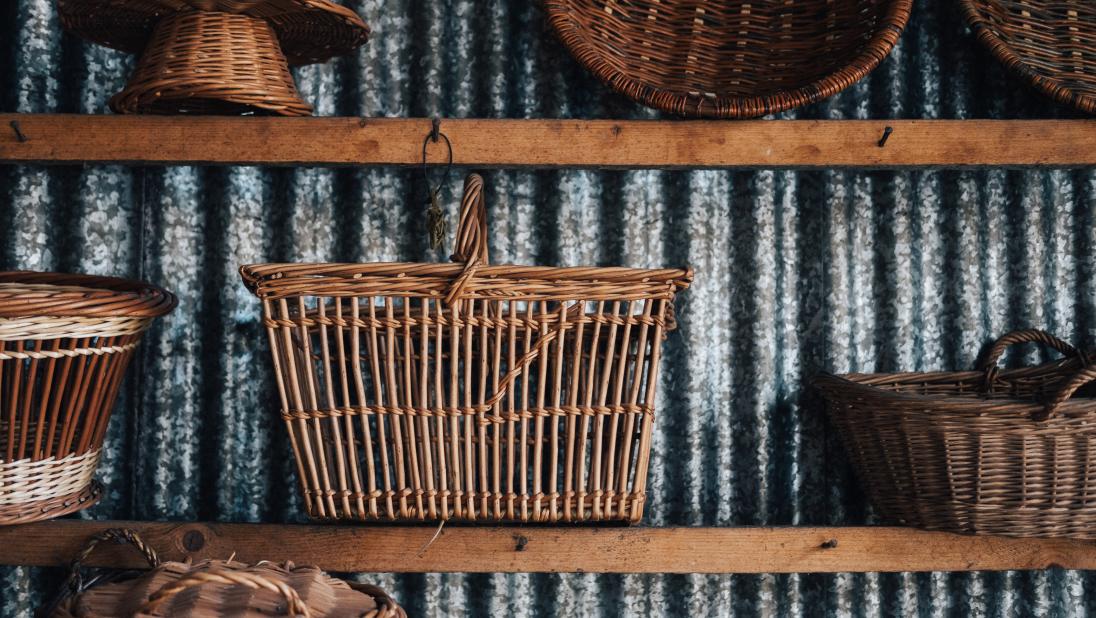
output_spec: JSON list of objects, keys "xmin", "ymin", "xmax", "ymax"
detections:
[{"xmin": 3, "ymin": 0, "xmax": 1096, "ymax": 615}]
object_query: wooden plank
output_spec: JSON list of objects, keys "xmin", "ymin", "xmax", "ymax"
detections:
[
  {"xmin": 0, "ymin": 520, "xmax": 1093, "ymax": 573},
  {"xmin": 1, "ymin": 115, "xmax": 1095, "ymax": 169}
]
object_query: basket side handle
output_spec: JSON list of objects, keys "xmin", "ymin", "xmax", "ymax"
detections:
[
  {"xmin": 140, "ymin": 567, "xmax": 311, "ymax": 617},
  {"xmin": 1040, "ymin": 365, "xmax": 1096, "ymax": 421},
  {"xmin": 45, "ymin": 528, "xmax": 161, "ymax": 616},
  {"xmin": 978, "ymin": 329, "xmax": 1087, "ymax": 386},
  {"xmin": 445, "ymin": 173, "xmax": 489, "ymax": 306}
]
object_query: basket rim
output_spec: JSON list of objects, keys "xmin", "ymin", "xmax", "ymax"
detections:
[
  {"xmin": 544, "ymin": 0, "xmax": 914, "ymax": 119},
  {"xmin": 0, "ymin": 271, "xmax": 177, "ymax": 319},
  {"xmin": 959, "ymin": 0, "xmax": 1096, "ymax": 114},
  {"xmin": 812, "ymin": 362, "xmax": 1095, "ymax": 414},
  {"xmin": 240, "ymin": 261, "xmax": 694, "ymax": 298}
]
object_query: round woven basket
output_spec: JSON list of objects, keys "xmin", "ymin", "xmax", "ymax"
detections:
[
  {"xmin": 961, "ymin": 0, "xmax": 1096, "ymax": 114},
  {"xmin": 545, "ymin": 0, "xmax": 913, "ymax": 118},
  {"xmin": 49, "ymin": 529, "xmax": 405, "ymax": 617},
  {"xmin": 57, "ymin": 0, "xmax": 370, "ymax": 115},
  {"xmin": 0, "ymin": 272, "xmax": 175, "ymax": 525},
  {"xmin": 813, "ymin": 330, "xmax": 1096, "ymax": 539}
]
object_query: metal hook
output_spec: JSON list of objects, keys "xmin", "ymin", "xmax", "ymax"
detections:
[
  {"xmin": 877, "ymin": 126, "xmax": 893, "ymax": 148},
  {"xmin": 429, "ymin": 116, "xmax": 442, "ymax": 143},
  {"xmin": 9, "ymin": 120, "xmax": 27, "ymax": 143},
  {"xmin": 421, "ymin": 117, "xmax": 454, "ymax": 250}
]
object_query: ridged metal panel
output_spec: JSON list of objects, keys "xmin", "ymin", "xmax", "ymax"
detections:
[{"xmin": 2, "ymin": 0, "xmax": 1096, "ymax": 615}]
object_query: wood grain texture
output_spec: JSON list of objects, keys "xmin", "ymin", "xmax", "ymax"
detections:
[
  {"xmin": 1, "ymin": 115, "xmax": 1095, "ymax": 169},
  {"xmin": 2, "ymin": 520, "xmax": 1094, "ymax": 573}
]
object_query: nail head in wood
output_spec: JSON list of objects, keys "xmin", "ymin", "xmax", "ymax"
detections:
[
  {"xmin": 182, "ymin": 529, "xmax": 206, "ymax": 552},
  {"xmin": 9, "ymin": 120, "xmax": 26, "ymax": 143},
  {"xmin": 878, "ymin": 126, "xmax": 893, "ymax": 147}
]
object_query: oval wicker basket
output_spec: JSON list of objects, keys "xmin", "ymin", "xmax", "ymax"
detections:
[
  {"xmin": 545, "ymin": 0, "xmax": 913, "ymax": 118},
  {"xmin": 961, "ymin": 0, "xmax": 1096, "ymax": 114},
  {"xmin": 241, "ymin": 174, "xmax": 692, "ymax": 524},
  {"xmin": 813, "ymin": 329, "xmax": 1096, "ymax": 539},
  {"xmin": 0, "ymin": 272, "xmax": 175, "ymax": 525}
]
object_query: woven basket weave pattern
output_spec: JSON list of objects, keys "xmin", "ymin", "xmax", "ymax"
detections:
[
  {"xmin": 110, "ymin": 11, "xmax": 313, "ymax": 115},
  {"xmin": 0, "ymin": 273, "xmax": 175, "ymax": 525},
  {"xmin": 814, "ymin": 330, "xmax": 1096, "ymax": 539},
  {"xmin": 243, "ymin": 175, "xmax": 692, "ymax": 523},
  {"xmin": 546, "ymin": 0, "xmax": 913, "ymax": 118},
  {"xmin": 57, "ymin": 0, "xmax": 370, "ymax": 115},
  {"xmin": 961, "ymin": 0, "xmax": 1096, "ymax": 114}
]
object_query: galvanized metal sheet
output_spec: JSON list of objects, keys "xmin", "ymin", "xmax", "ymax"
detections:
[{"xmin": 2, "ymin": 0, "xmax": 1095, "ymax": 615}]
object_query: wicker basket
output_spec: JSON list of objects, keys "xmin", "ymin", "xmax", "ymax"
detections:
[
  {"xmin": 241, "ymin": 174, "xmax": 692, "ymax": 523},
  {"xmin": 545, "ymin": 0, "xmax": 913, "ymax": 118},
  {"xmin": 961, "ymin": 1, "xmax": 1096, "ymax": 114},
  {"xmin": 0, "ymin": 272, "xmax": 175, "ymax": 525},
  {"xmin": 813, "ymin": 329, "xmax": 1096, "ymax": 539},
  {"xmin": 57, "ymin": 0, "xmax": 370, "ymax": 115},
  {"xmin": 49, "ymin": 528, "xmax": 405, "ymax": 618}
]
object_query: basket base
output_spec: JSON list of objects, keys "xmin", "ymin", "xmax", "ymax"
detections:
[{"xmin": 0, "ymin": 481, "xmax": 101, "ymax": 526}]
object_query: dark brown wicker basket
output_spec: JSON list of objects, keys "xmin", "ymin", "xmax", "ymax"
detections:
[
  {"xmin": 545, "ymin": 0, "xmax": 913, "ymax": 118},
  {"xmin": 813, "ymin": 329, "xmax": 1096, "ymax": 539},
  {"xmin": 961, "ymin": 1, "xmax": 1096, "ymax": 114}
]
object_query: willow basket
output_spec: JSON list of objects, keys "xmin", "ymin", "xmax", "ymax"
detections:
[
  {"xmin": 961, "ymin": 1, "xmax": 1096, "ymax": 114},
  {"xmin": 545, "ymin": 0, "xmax": 913, "ymax": 118},
  {"xmin": 813, "ymin": 329, "xmax": 1096, "ymax": 539},
  {"xmin": 242, "ymin": 174, "xmax": 692, "ymax": 523},
  {"xmin": 0, "ymin": 272, "xmax": 175, "ymax": 525},
  {"xmin": 57, "ymin": 0, "xmax": 370, "ymax": 115},
  {"xmin": 50, "ymin": 528, "xmax": 405, "ymax": 617}
]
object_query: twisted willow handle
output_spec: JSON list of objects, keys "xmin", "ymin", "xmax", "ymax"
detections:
[
  {"xmin": 979, "ymin": 329, "xmax": 1083, "ymax": 373},
  {"xmin": 445, "ymin": 173, "xmax": 489, "ymax": 306},
  {"xmin": 978, "ymin": 329, "xmax": 1095, "ymax": 421},
  {"xmin": 140, "ymin": 567, "xmax": 311, "ymax": 617}
]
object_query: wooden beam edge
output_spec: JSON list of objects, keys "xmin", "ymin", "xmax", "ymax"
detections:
[
  {"xmin": 1, "ymin": 115, "xmax": 1094, "ymax": 169},
  {"xmin": 0, "ymin": 520, "xmax": 1092, "ymax": 574}
]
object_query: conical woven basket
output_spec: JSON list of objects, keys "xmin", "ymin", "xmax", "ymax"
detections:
[
  {"xmin": 813, "ymin": 329, "xmax": 1096, "ymax": 539},
  {"xmin": 242, "ymin": 174, "xmax": 692, "ymax": 523},
  {"xmin": 0, "ymin": 272, "xmax": 175, "ymax": 525}
]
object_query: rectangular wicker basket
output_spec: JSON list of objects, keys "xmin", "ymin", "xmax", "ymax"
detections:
[{"xmin": 241, "ymin": 174, "xmax": 692, "ymax": 523}]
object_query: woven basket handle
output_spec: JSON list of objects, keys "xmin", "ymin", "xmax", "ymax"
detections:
[
  {"xmin": 45, "ymin": 528, "xmax": 161, "ymax": 616},
  {"xmin": 140, "ymin": 567, "xmax": 312, "ymax": 617},
  {"xmin": 979, "ymin": 329, "xmax": 1085, "ymax": 379},
  {"xmin": 979, "ymin": 329, "xmax": 1095, "ymax": 421},
  {"xmin": 445, "ymin": 174, "xmax": 489, "ymax": 305}
]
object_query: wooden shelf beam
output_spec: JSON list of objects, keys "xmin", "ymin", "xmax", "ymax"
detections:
[
  {"xmin": 2, "ymin": 115, "xmax": 1095, "ymax": 169},
  {"xmin": 1, "ymin": 520, "xmax": 1093, "ymax": 574}
]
